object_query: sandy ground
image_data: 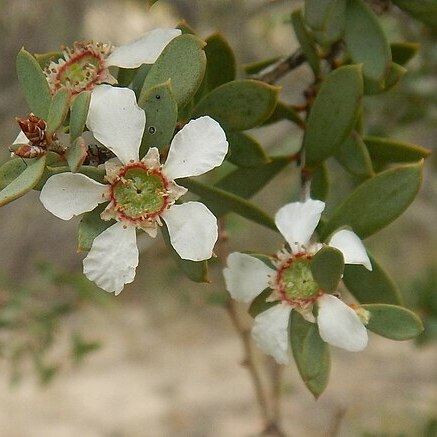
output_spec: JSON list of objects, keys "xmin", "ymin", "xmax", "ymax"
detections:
[{"xmin": 0, "ymin": 298, "xmax": 435, "ymax": 437}]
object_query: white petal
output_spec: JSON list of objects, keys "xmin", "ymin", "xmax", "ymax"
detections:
[
  {"xmin": 329, "ymin": 229, "xmax": 372, "ymax": 271},
  {"xmin": 223, "ymin": 253, "xmax": 275, "ymax": 303},
  {"xmin": 86, "ymin": 85, "xmax": 145, "ymax": 164},
  {"xmin": 317, "ymin": 294, "xmax": 368, "ymax": 352},
  {"xmin": 162, "ymin": 117, "xmax": 228, "ymax": 180},
  {"xmin": 83, "ymin": 222, "xmax": 139, "ymax": 295},
  {"xmin": 40, "ymin": 173, "xmax": 108, "ymax": 220},
  {"xmin": 106, "ymin": 28, "xmax": 182, "ymax": 68},
  {"xmin": 252, "ymin": 304, "xmax": 292, "ymax": 365},
  {"xmin": 13, "ymin": 131, "xmax": 29, "ymax": 144},
  {"xmin": 275, "ymin": 199, "xmax": 325, "ymax": 247},
  {"xmin": 161, "ymin": 201, "xmax": 217, "ymax": 261}
]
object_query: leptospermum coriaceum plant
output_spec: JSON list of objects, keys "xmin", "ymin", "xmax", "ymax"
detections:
[{"xmin": 0, "ymin": 0, "xmax": 434, "ymax": 432}]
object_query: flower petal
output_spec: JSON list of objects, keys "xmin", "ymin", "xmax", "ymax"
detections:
[
  {"xmin": 86, "ymin": 85, "xmax": 145, "ymax": 164},
  {"xmin": 317, "ymin": 294, "xmax": 368, "ymax": 352},
  {"xmin": 162, "ymin": 116, "xmax": 228, "ymax": 180},
  {"xmin": 83, "ymin": 222, "xmax": 139, "ymax": 295},
  {"xmin": 223, "ymin": 253, "xmax": 275, "ymax": 303},
  {"xmin": 40, "ymin": 173, "xmax": 108, "ymax": 220},
  {"xmin": 106, "ymin": 28, "xmax": 182, "ymax": 68},
  {"xmin": 275, "ymin": 199, "xmax": 325, "ymax": 247},
  {"xmin": 252, "ymin": 304, "xmax": 292, "ymax": 365},
  {"xmin": 328, "ymin": 229, "xmax": 372, "ymax": 270},
  {"xmin": 161, "ymin": 201, "xmax": 217, "ymax": 261},
  {"xmin": 13, "ymin": 131, "xmax": 29, "ymax": 144}
]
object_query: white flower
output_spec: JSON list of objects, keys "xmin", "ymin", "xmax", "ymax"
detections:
[
  {"xmin": 45, "ymin": 29, "xmax": 181, "ymax": 96},
  {"xmin": 223, "ymin": 198, "xmax": 372, "ymax": 364},
  {"xmin": 40, "ymin": 85, "xmax": 228, "ymax": 295}
]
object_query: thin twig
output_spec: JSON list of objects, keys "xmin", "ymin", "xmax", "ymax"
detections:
[
  {"xmin": 251, "ymin": 49, "xmax": 306, "ymax": 84},
  {"xmin": 270, "ymin": 360, "xmax": 283, "ymax": 424},
  {"xmin": 226, "ymin": 299, "xmax": 270, "ymax": 424}
]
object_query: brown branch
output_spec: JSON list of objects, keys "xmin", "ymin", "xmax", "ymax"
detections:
[
  {"xmin": 226, "ymin": 299, "xmax": 270, "ymax": 424},
  {"xmin": 251, "ymin": 49, "xmax": 306, "ymax": 84}
]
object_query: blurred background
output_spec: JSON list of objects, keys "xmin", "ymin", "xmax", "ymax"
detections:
[{"xmin": 0, "ymin": 0, "xmax": 436, "ymax": 436}]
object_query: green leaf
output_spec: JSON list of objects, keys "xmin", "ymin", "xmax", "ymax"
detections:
[
  {"xmin": 310, "ymin": 0, "xmax": 347, "ymax": 45},
  {"xmin": 304, "ymin": 0, "xmax": 344, "ymax": 31},
  {"xmin": 310, "ymin": 164, "xmax": 329, "ymax": 201},
  {"xmin": 16, "ymin": 48, "xmax": 52, "ymax": 119},
  {"xmin": 117, "ymin": 67, "xmax": 139, "ymax": 87},
  {"xmin": 392, "ymin": 0, "xmax": 437, "ymax": 30},
  {"xmin": 192, "ymin": 80, "xmax": 280, "ymax": 131},
  {"xmin": 132, "ymin": 64, "xmax": 152, "ymax": 98},
  {"xmin": 291, "ymin": 9, "xmax": 320, "ymax": 76},
  {"xmin": 214, "ymin": 156, "xmax": 291, "ymax": 214},
  {"xmin": 244, "ymin": 57, "xmax": 281, "ymax": 75},
  {"xmin": 290, "ymin": 311, "xmax": 330, "ymax": 398},
  {"xmin": 363, "ymin": 304, "xmax": 424, "ymax": 340},
  {"xmin": 70, "ymin": 91, "xmax": 91, "ymax": 140},
  {"xmin": 345, "ymin": 0, "xmax": 391, "ymax": 83},
  {"xmin": 65, "ymin": 137, "xmax": 87, "ymax": 172},
  {"xmin": 204, "ymin": 33, "xmax": 236, "ymax": 91},
  {"xmin": 363, "ymin": 62, "xmax": 406, "ymax": 95},
  {"xmin": 304, "ymin": 65, "xmax": 363, "ymax": 168},
  {"xmin": 0, "ymin": 159, "xmax": 27, "ymax": 190},
  {"xmin": 321, "ymin": 161, "xmax": 423, "ymax": 239},
  {"xmin": 227, "ymin": 132, "xmax": 270, "ymax": 168},
  {"xmin": 335, "ymin": 131, "xmax": 374, "ymax": 178},
  {"xmin": 364, "ymin": 136, "xmax": 431, "ymax": 167},
  {"xmin": 0, "ymin": 156, "xmax": 46, "ymax": 206},
  {"xmin": 343, "ymin": 254, "xmax": 403, "ymax": 305},
  {"xmin": 311, "ymin": 247, "xmax": 344, "ymax": 291},
  {"xmin": 262, "ymin": 100, "xmax": 305, "ymax": 127},
  {"xmin": 390, "ymin": 42, "xmax": 420, "ymax": 66},
  {"xmin": 140, "ymin": 34, "xmax": 206, "ymax": 107},
  {"xmin": 248, "ymin": 290, "xmax": 277, "ymax": 318},
  {"xmin": 161, "ymin": 224, "xmax": 209, "ymax": 282},
  {"xmin": 138, "ymin": 81, "xmax": 178, "ymax": 154},
  {"xmin": 179, "ymin": 178, "xmax": 277, "ymax": 231},
  {"xmin": 46, "ymin": 87, "xmax": 70, "ymax": 137},
  {"xmin": 77, "ymin": 204, "xmax": 113, "ymax": 252}
]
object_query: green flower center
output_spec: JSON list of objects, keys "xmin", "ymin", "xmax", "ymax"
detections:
[
  {"xmin": 112, "ymin": 165, "xmax": 168, "ymax": 220},
  {"xmin": 277, "ymin": 257, "xmax": 320, "ymax": 302},
  {"xmin": 57, "ymin": 52, "xmax": 102, "ymax": 93}
]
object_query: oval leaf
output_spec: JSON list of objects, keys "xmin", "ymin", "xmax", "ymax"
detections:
[
  {"xmin": 0, "ymin": 159, "xmax": 27, "ymax": 190},
  {"xmin": 311, "ymin": 247, "xmax": 344, "ymax": 291},
  {"xmin": 0, "ymin": 156, "xmax": 46, "ymax": 206},
  {"xmin": 363, "ymin": 63, "xmax": 406, "ymax": 95},
  {"xmin": 343, "ymin": 254, "xmax": 403, "ymax": 305},
  {"xmin": 77, "ymin": 204, "xmax": 113, "ymax": 252},
  {"xmin": 46, "ymin": 87, "xmax": 70, "ymax": 137},
  {"xmin": 227, "ymin": 132, "xmax": 270, "ymax": 168},
  {"xmin": 304, "ymin": 65, "xmax": 363, "ymax": 168},
  {"xmin": 290, "ymin": 311, "xmax": 330, "ymax": 398},
  {"xmin": 335, "ymin": 131, "xmax": 374, "ymax": 178},
  {"xmin": 70, "ymin": 91, "xmax": 91, "ymax": 140},
  {"xmin": 161, "ymin": 223, "xmax": 209, "ymax": 283},
  {"xmin": 204, "ymin": 33, "xmax": 236, "ymax": 91},
  {"xmin": 262, "ymin": 100, "xmax": 305, "ymax": 127},
  {"xmin": 363, "ymin": 304, "xmax": 424, "ymax": 340},
  {"xmin": 66, "ymin": 137, "xmax": 88, "ymax": 173},
  {"xmin": 310, "ymin": 0, "xmax": 347, "ymax": 45},
  {"xmin": 345, "ymin": 0, "xmax": 392, "ymax": 83},
  {"xmin": 249, "ymin": 289, "xmax": 277, "ymax": 318},
  {"xmin": 138, "ymin": 81, "xmax": 178, "ymax": 154},
  {"xmin": 392, "ymin": 0, "xmax": 437, "ymax": 30},
  {"xmin": 310, "ymin": 164, "xmax": 330, "ymax": 201},
  {"xmin": 140, "ymin": 34, "xmax": 206, "ymax": 107},
  {"xmin": 364, "ymin": 136, "xmax": 431, "ymax": 167},
  {"xmin": 292, "ymin": 9, "xmax": 321, "ymax": 76},
  {"xmin": 321, "ymin": 161, "xmax": 423, "ymax": 239},
  {"xmin": 390, "ymin": 42, "xmax": 420, "ymax": 66},
  {"xmin": 16, "ymin": 48, "xmax": 52, "ymax": 119},
  {"xmin": 192, "ymin": 80, "xmax": 279, "ymax": 131}
]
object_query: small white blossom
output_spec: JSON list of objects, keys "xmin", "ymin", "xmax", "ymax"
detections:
[
  {"xmin": 223, "ymin": 199, "xmax": 372, "ymax": 364},
  {"xmin": 41, "ymin": 86, "xmax": 228, "ymax": 295}
]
